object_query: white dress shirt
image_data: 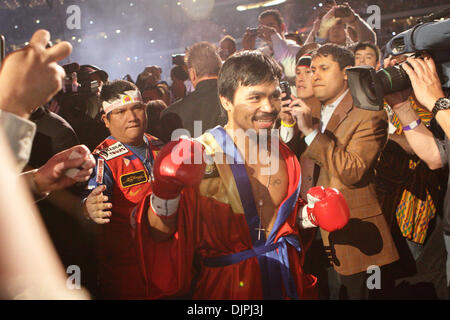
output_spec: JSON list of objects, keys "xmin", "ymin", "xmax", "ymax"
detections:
[{"xmin": 304, "ymin": 89, "xmax": 349, "ymax": 145}]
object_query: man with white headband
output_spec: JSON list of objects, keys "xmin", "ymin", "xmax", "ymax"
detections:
[{"xmin": 81, "ymin": 80, "xmax": 162, "ymax": 299}]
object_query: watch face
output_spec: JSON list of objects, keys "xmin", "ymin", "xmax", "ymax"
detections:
[
  {"xmin": 438, "ymin": 98, "xmax": 450, "ymax": 109},
  {"xmin": 432, "ymin": 98, "xmax": 450, "ymax": 117}
]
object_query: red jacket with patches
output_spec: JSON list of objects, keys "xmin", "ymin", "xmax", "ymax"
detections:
[{"xmin": 87, "ymin": 133, "xmax": 161, "ymax": 299}]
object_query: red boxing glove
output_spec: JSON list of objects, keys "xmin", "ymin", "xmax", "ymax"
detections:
[
  {"xmin": 298, "ymin": 186, "xmax": 350, "ymax": 232},
  {"xmin": 152, "ymin": 137, "xmax": 206, "ymax": 200}
]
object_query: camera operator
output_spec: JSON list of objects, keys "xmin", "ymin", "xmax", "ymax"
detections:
[
  {"xmin": 160, "ymin": 42, "xmax": 226, "ymax": 142},
  {"xmin": 304, "ymin": 2, "xmax": 376, "ymax": 48},
  {"xmin": 77, "ymin": 65, "xmax": 108, "ymax": 118},
  {"xmin": 56, "ymin": 64, "xmax": 110, "ymax": 152},
  {"xmin": 371, "ymin": 54, "xmax": 447, "ymax": 291},
  {"xmin": 385, "ymin": 55, "xmax": 450, "ymax": 291},
  {"xmin": 136, "ymin": 65, "xmax": 171, "ymax": 105},
  {"xmin": 242, "ymin": 9, "xmax": 301, "ymax": 83}
]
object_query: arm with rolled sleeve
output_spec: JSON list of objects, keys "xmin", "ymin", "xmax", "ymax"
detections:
[
  {"xmin": 347, "ymin": 14, "xmax": 377, "ymax": 45},
  {"xmin": 304, "ymin": 110, "xmax": 388, "ymax": 187},
  {"xmin": 271, "ymin": 33, "xmax": 301, "ymax": 78}
]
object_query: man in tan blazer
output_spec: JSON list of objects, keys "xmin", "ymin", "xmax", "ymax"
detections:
[{"xmin": 290, "ymin": 44, "xmax": 399, "ymax": 299}]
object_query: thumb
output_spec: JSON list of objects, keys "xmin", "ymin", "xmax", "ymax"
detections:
[{"xmin": 91, "ymin": 185, "xmax": 107, "ymax": 196}]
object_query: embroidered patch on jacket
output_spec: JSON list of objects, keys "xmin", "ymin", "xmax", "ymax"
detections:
[
  {"xmin": 96, "ymin": 158, "xmax": 105, "ymax": 184},
  {"xmin": 120, "ymin": 170, "xmax": 148, "ymax": 188},
  {"xmin": 97, "ymin": 142, "xmax": 129, "ymax": 161}
]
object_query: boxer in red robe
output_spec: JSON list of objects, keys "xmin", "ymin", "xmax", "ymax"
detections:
[{"xmin": 132, "ymin": 51, "xmax": 350, "ymax": 299}]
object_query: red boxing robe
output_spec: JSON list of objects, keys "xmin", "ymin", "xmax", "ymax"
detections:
[{"xmin": 132, "ymin": 127, "xmax": 318, "ymax": 299}]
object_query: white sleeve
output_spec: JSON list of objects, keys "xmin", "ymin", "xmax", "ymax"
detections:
[
  {"xmin": 0, "ymin": 110, "xmax": 36, "ymax": 171},
  {"xmin": 280, "ymin": 126, "xmax": 295, "ymax": 143},
  {"xmin": 271, "ymin": 33, "xmax": 301, "ymax": 62},
  {"xmin": 271, "ymin": 34, "xmax": 301, "ymax": 79},
  {"xmin": 304, "ymin": 129, "xmax": 319, "ymax": 146}
]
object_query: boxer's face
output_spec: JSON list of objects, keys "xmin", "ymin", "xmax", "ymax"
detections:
[{"xmin": 221, "ymin": 80, "xmax": 282, "ymax": 134}]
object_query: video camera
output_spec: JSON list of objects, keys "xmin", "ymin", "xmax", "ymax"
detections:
[
  {"xmin": 346, "ymin": 17, "xmax": 450, "ymax": 111},
  {"xmin": 60, "ymin": 62, "xmax": 99, "ymax": 96}
]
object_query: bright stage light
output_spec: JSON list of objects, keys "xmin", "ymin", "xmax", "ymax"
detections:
[{"xmin": 236, "ymin": 0, "xmax": 286, "ymax": 11}]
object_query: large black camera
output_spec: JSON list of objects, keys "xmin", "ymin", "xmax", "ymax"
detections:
[{"xmin": 346, "ymin": 18, "xmax": 450, "ymax": 111}]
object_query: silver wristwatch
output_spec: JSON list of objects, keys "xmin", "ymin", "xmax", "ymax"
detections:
[{"xmin": 432, "ymin": 97, "xmax": 450, "ymax": 118}]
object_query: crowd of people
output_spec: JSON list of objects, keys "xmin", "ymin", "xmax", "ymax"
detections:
[{"xmin": 0, "ymin": 1, "xmax": 449, "ymax": 300}]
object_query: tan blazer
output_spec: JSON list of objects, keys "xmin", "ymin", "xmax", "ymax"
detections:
[{"xmin": 302, "ymin": 92, "xmax": 399, "ymax": 276}]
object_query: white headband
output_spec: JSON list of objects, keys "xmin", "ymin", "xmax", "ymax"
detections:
[{"xmin": 102, "ymin": 90, "xmax": 143, "ymax": 115}]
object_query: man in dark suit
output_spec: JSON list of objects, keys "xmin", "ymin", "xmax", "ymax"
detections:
[
  {"xmin": 160, "ymin": 42, "xmax": 227, "ymax": 142},
  {"xmin": 290, "ymin": 44, "xmax": 399, "ymax": 299}
]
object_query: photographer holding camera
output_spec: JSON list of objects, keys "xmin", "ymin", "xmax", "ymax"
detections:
[
  {"xmin": 304, "ymin": 2, "xmax": 376, "ymax": 48},
  {"xmin": 242, "ymin": 9, "xmax": 301, "ymax": 82},
  {"xmin": 160, "ymin": 42, "xmax": 226, "ymax": 142},
  {"xmin": 384, "ymin": 55, "xmax": 450, "ymax": 292},
  {"xmin": 55, "ymin": 63, "xmax": 110, "ymax": 152},
  {"xmin": 136, "ymin": 65, "xmax": 171, "ymax": 106}
]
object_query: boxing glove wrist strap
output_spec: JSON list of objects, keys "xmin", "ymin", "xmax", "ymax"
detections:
[
  {"xmin": 150, "ymin": 194, "xmax": 180, "ymax": 217},
  {"xmin": 297, "ymin": 205, "xmax": 318, "ymax": 229}
]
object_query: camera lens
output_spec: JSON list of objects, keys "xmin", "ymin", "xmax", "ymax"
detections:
[
  {"xmin": 376, "ymin": 65, "xmax": 411, "ymax": 95},
  {"xmin": 359, "ymin": 71, "xmax": 378, "ymax": 103}
]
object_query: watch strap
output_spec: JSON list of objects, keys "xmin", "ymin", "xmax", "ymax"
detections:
[{"xmin": 432, "ymin": 98, "xmax": 450, "ymax": 118}]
